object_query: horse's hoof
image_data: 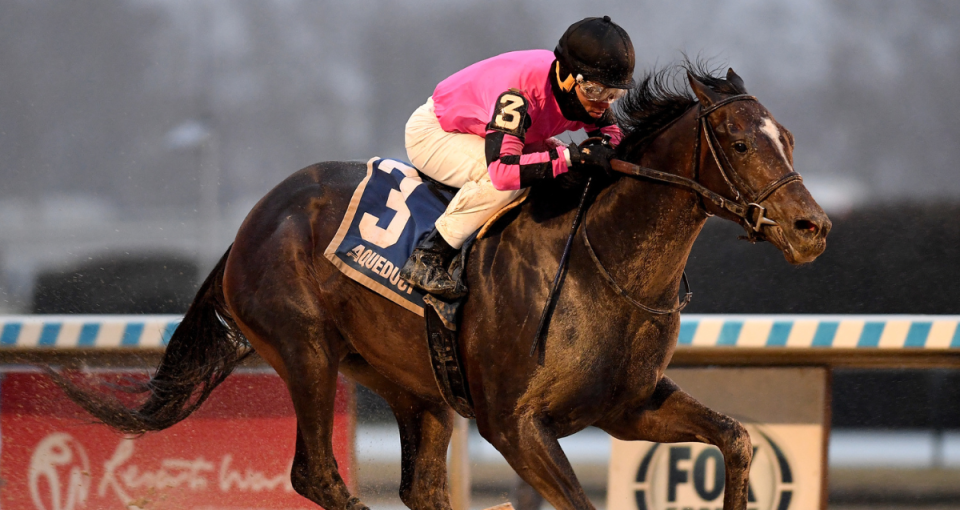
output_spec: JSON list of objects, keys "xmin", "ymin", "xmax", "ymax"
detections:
[{"xmin": 346, "ymin": 496, "xmax": 369, "ymax": 510}]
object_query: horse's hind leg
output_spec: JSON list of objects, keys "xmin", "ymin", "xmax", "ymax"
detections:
[
  {"xmin": 238, "ymin": 319, "xmax": 366, "ymax": 510},
  {"xmin": 285, "ymin": 327, "xmax": 368, "ymax": 510},
  {"xmin": 392, "ymin": 401, "xmax": 453, "ymax": 510},
  {"xmin": 341, "ymin": 356, "xmax": 454, "ymax": 510},
  {"xmin": 596, "ymin": 376, "xmax": 752, "ymax": 510}
]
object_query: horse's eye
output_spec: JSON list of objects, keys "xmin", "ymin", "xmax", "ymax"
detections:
[{"xmin": 733, "ymin": 141, "xmax": 748, "ymax": 153}]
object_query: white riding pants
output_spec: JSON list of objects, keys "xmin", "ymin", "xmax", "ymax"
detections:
[{"xmin": 405, "ymin": 98, "xmax": 524, "ymax": 249}]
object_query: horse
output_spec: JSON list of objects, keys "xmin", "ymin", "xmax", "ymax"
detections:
[{"xmin": 48, "ymin": 64, "xmax": 830, "ymax": 510}]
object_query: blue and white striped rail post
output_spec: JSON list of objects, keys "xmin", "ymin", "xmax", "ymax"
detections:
[
  {"xmin": 1, "ymin": 314, "xmax": 959, "ymax": 351},
  {"xmin": 677, "ymin": 315, "xmax": 960, "ymax": 349},
  {"xmin": 0, "ymin": 315, "xmax": 181, "ymax": 349}
]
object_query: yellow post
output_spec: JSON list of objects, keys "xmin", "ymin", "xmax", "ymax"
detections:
[{"xmin": 449, "ymin": 415, "xmax": 471, "ymax": 510}]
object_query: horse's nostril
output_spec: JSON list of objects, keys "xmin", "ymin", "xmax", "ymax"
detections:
[{"xmin": 794, "ymin": 219, "xmax": 819, "ymax": 234}]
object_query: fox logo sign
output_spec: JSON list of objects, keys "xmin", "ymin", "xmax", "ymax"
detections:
[
  {"xmin": 607, "ymin": 368, "xmax": 828, "ymax": 510},
  {"xmin": 612, "ymin": 426, "xmax": 800, "ymax": 510}
]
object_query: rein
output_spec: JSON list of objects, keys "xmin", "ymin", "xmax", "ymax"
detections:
[{"xmin": 582, "ymin": 217, "xmax": 693, "ymax": 314}]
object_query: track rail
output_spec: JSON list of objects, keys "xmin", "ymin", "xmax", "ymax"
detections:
[{"xmin": 4, "ymin": 314, "xmax": 960, "ymax": 367}]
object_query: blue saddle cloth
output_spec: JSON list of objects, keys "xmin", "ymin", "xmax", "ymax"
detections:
[{"xmin": 323, "ymin": 158, "xmax": 455, "ymax": 315}]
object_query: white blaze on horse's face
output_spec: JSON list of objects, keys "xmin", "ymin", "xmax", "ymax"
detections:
[{"xmin": 759, "ymin": 117, "xmax": 793, "ymax": 171}]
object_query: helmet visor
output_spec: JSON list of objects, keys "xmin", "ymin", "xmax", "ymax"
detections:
[{"xmin": 576, "ymin": 77, "xmax": 628, "ymax": 103}]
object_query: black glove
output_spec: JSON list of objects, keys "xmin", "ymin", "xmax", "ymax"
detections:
[{"xmin": 567, "ymin": 137, "xmax": 616, "ymax": 176}]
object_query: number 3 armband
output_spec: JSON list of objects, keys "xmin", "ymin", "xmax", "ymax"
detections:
[{"xmin": 486, "ymin": 90, "xmax": 531, "ymax": 138}]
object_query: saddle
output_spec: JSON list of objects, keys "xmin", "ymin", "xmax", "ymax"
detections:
[{"xmin": 324, "ymin": 157, "xmax": 526, "ymax": 419}]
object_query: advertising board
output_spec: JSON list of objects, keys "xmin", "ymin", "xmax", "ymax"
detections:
[
  {"xmin": 607, "ymin": 368, "xmax": 828, "ymax": 510},
  {"xmin": 0, "ymin": 370, "xmax": 354, "ymax": 510}
]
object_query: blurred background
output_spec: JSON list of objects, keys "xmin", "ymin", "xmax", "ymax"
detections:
[{"xmin": 2, "ymin": 1, "xmax": 959, "ymax": 508}]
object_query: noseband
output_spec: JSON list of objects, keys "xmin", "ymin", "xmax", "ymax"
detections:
[{"xmin": 582, "ymin": 94, "xmax": 802, "ymax": 315}]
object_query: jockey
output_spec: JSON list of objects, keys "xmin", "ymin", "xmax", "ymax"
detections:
[{"xmin": 400, "ymin": 16, "xmax": 635, "ymax": 299}]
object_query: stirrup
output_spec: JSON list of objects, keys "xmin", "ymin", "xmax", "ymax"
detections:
[{"xmin": 399, "ymin": 253, "xmax": 465, "ymax": 300}]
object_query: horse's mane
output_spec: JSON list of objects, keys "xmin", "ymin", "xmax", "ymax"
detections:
[
  {"xmin": 518, "ymin": 59, "xmax": 745, "ymax": 224},
  {"xmin": 614, "ymin": 59, "xmax": 748, "ymax": 159}
]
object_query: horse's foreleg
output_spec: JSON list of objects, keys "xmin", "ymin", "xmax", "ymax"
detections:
[
  {"xmin": 596, "ymin": 376, "xmax": 752, "ymax": 510},
  {"xmin": 482, "ymin": 414, "xmax": 594, "ymax": 510}
]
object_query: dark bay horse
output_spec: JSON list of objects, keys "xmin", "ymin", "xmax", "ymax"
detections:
[{"xmin": 50, "ymin": 66, "xmax": 830, "ymax": 510}]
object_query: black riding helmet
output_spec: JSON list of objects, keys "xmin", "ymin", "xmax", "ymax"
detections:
[{"xmin": 554, "ymin": 16, "xmax": 635, "ymax": 89}]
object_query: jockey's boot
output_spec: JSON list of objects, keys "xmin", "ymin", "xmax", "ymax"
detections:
[{"xmin": 399, "ymin": 228, "xmax": 466, "ymax": 300}]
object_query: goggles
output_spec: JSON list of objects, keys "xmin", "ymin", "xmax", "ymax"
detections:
[{"xmin": 576, "ymin": 75, "xmax": 628, "ymax": 103}]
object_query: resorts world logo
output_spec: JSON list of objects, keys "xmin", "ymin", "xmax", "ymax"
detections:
[
  {"xmin": 23, "ymin": 431, "xmax": 297, "ymax": 510},
  {"xmin": 28, "ymin": 433, "xmax": 91, "ymax": 510},
  {"xmin": 632, "ymin": 426, "xmax": 794, "ymax": 510}
]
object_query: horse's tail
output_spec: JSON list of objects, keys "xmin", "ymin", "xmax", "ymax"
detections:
[{"xmin": 45, "ymin": 246, "xmax": 252, "ymax": 434}]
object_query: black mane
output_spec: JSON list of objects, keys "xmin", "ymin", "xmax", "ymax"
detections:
[
  {"xmin": 521, "ymin": 61, "xmax": 747, "ymax": 222},
  {"xmin": 615, "ymin": 60, "xmax": 747, "ymax": 159}
]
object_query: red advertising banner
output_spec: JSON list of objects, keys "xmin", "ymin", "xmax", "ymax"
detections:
[{"xmin": 0, "ymin": 370, "xmax": 355, "ymax": 510}]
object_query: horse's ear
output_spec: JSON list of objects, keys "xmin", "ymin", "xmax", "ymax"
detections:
[
  {"xmin": 726, "ymin": 68, "xmax": 747, "ymax": 93},
  {"xmin": 687, "ymin": 71, "xmax": 721, "ymax": 108}
]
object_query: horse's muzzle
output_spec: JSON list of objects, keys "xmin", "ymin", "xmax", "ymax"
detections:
[{"xmin": 775, "ymin": 212, "xmax": 831, "ymax": 264}]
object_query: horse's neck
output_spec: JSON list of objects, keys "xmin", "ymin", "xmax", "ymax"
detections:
[{"xmin": 588, "ymin": 110, "xmax": 707, "ymax": 305}]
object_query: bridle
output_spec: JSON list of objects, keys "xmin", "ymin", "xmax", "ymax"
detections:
[
  {"xmin": 612, "ymin": 94, "xmax": 802, "ymax": 237},
  {"xmin": 532, "ymin": 94, "xmax": 805, "ymax": 356},
  {"xmin": 691, "ymin": 94, "xmax": 802, "ymax": 236},
  {"xmin": 583, "ymin": 94, "xmax": 802, "ymax": 314}
]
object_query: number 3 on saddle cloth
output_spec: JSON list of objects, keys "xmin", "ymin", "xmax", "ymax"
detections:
[
  {"xmin": 324, "ymin": 157, "xmax": 454, "ymax": 316},
  {"xmin": 324, "ymin": 156, "xmax": 526, "ymax": 321},
  {"xmin": 323, "ymin": 157, "xmax": 525, "ymax": 418}
]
